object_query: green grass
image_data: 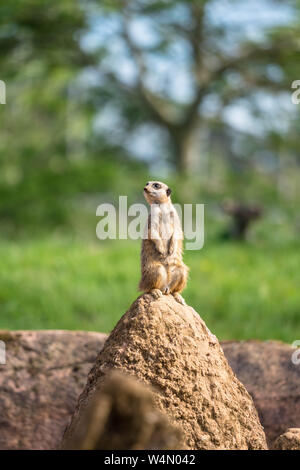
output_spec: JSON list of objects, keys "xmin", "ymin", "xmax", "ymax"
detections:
[{"xmin": 0, "ymin": 235, "xmax": 299, "ymax": 342}]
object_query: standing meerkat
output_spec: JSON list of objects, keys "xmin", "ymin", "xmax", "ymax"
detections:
[{"xmin": 139, "ymin": 181, "xmax": 189, "ymax": 305}]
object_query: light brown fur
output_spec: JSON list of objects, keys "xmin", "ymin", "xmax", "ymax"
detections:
[{"xmin": 139, "ymin": 181, "xmax": 189, "ymax": 304}]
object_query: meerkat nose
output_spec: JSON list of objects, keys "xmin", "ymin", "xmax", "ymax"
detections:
[{"xmin": 144, "ymin": 187, "xmax": 148, "ymax": 192}]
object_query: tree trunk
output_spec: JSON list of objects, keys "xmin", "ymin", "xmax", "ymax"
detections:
[{"xmin": 170, "ymin": 125, "xmax": 196, "ymax": 174}]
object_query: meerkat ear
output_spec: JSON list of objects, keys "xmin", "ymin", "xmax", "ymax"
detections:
[{"xmin": 166, "ymin": 187, "xmax": 172, "ymax": 197}]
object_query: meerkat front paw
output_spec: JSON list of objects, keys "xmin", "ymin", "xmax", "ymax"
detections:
[
  {"xmin": 149, "ymin": 288, "xmax": 163, "ymax": 300},
  {"xmin": 172, "ymin": 292, "xmax": 186, "ymax": 306}
]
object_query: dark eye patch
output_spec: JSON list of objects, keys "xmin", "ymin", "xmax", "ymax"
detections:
[{"xmin": 153, "ymin": 183, "xmax": 161, "ymax": 189}]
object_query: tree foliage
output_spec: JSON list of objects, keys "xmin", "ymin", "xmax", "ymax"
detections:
[
  {"xmin": 0, "ymin": 0, "xmax": 300, "ymax": 233},
  {"xmin": 88, "ymin": 0, "xmax": 300, "ymax": 173}
]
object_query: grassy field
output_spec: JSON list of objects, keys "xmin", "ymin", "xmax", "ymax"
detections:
[{"xmin": 0, "ymin": 233, "xmax": 299, "ymax": 342}]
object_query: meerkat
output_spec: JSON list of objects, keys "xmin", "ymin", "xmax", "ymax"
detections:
[{"xmin": 139, "ymin": 181, "xmax": 189, "ymax": 305}]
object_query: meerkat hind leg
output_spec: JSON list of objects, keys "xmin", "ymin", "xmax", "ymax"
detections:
[
  {"xmin": 168, "ymin": 265, "xmax": 188, "ymax": 305},
  {"xmin": 168, "ymin": 266, "xmax": 187, "ymax": 291},
  {"xmin": 172, "ymin": 292, "xmax": 186, "ymax": 306},
  {"xmin": 140, "ymin": 263, "xmax": 167, "ymax": 299}
]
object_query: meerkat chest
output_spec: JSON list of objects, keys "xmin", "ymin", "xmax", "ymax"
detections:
[{"xmin": 155, "ymin": 204, "xmax": 175, "ymax": 240}]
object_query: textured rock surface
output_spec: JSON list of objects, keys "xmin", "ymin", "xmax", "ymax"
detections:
[
  {"xmin": 0, "ymin": 329, "xmax": 106, "ymax": 450},
  {"xmin": 274, "ymin": 428, "xmax": 300, "ymax": 450},
  {"xmin": 63, "ymin": 294, "xmax": 267, "ymax": 450},
  {"xmin": 2, "ymin": 329, "xmax": 298, "ymax": 450},
  {"xmin": 61, "ymin": 370, "xmax": 184, "ymax": 450},
  {"xmin": 222, "ymin": 340, "xmax": 300, "ymax": 448}
]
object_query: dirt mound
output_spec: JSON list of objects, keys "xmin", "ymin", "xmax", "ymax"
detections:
[
  {"xmin": 3, "ymin": 330, "xmax": 296, "ymax": 449},
  {"xmin": 274, "ymin": 428, "xmax": 300, "ymax": 450},
  {"xmin": 61, "ymin": 370, "xmax": 184, "ymax": 450},
  {"xmin": 222, "ymin": 340, "xmax": 300, "ymax": 448},
  {"xmin": 0, "ymin": 329, "xmax": 106, "ymax": 450},
  {"xmin": 63, "ymin": 294, "xmax": 267, "ymax": 450}
]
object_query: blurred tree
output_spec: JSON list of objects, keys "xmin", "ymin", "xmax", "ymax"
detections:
[
  {"xmin": 89, "ymin": 0, "xmax": 300, "ymax": 173},
  {"xmin": 0, "ymin": 0, "xmax": 94, "ymax": 166},
  {"xmin": 1, "ymin": 0, "xmax": 300, "ymax": 234},
  {"xmin": 0, "ymin": 1, "xmax": 98, "ymax": 231}
]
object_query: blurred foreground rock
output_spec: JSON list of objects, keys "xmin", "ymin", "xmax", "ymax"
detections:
[
  {"xmin": 222, "ymin": 340, "xmax": 300, "ymax": 449},
  {"xmin": 62, "ymin": 294, "xmax": 267, "ymax": 450},
  {"xmin": 61, "ymin": 370, "xmax": 183, "ymax": 450},
  {"xmin": 0, "ymin": 330, "xmax": 106, "ymax": 450},
  {"xmin": 273, "ymin": 428, "xmax": 300, "ymax": 450}
]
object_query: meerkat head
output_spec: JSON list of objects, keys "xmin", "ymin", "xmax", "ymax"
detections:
[{"xmin": 143, "ymin": 181, "xmax": 172, "ymax": 205}]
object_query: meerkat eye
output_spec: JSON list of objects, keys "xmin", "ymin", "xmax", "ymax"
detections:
[{"xmin": 153, "ymin": 183, "xmax": 160, "ymax": 189}]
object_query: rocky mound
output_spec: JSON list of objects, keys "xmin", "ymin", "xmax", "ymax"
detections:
[
  {"xmin": 2, "ymin": 329, "xmax": 298, "ymax": 450},
  {"xmin": 274, "ymin": 428, "xmax": 300, "ymax": 450},
  {"xmin": 62, "ymin": 294, "xmax": 267, "ymax": 450},
  {"xmin": 0, "ymin": 329, "xmax": 106, "ymax": 450},
  {"xmin": 222, "ymin": 340, "xmax": 300, "ymax": 448},
  {"xmin": 61, "ymin": 370, "xmax": 184, "ymax": 450}
]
